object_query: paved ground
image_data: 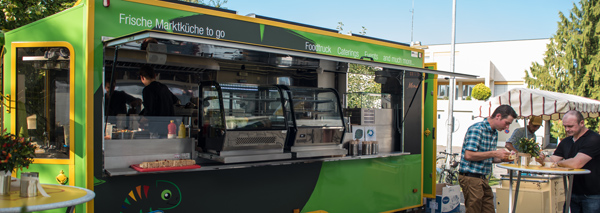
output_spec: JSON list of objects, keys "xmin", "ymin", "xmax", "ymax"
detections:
[{"xmin": 436, "ymin": 145, "xmax": 507, "ymax": 213}]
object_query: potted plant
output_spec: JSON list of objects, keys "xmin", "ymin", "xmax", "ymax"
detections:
[
  {"xmin": 517, "ymin": 137, "xmax": 541, "ymax": 166},
  {"xmin": 0, "ymin": 128, "xmax": 36, "ymax": 195}
]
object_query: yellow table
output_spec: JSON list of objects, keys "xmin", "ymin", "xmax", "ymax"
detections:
[
  {"xmin": 497, "ymin": 163, "xmax": 590, "ymax": 213},
  {"xmin": 0, "ymin": 183, "xmax": 94, "ymax": 213}
]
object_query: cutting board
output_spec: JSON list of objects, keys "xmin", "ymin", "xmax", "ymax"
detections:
[{"xmin": 131, "ymin": 164, "xmax": 201, "ymax": 172}]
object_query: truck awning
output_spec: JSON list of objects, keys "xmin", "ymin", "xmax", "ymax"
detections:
[{"xmin": 104, "ymin": 30, "xmax": 477, "ymax": 79}]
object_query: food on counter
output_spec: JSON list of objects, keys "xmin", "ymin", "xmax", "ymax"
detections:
[
  {"xmin": 503, "ymin": 149, "xmax": 516, "ymax": 160},
  {"xmin": 508, "ymin": 151, "xmax": 517, "ymax": 160},
  {"xmin": 139, "ymin": 159, "xmax": 196, "ymax": 169},
  {"xmin": 544, "ymin": 161, "xmax": 557, "ymax": 168}
]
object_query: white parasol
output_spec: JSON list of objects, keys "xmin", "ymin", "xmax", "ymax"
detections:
[{"xmin": 474, "ymin": 88, "xmax": 600, "ymax": 120}]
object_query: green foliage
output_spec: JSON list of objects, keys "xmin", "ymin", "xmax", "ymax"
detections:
[
  {"xmin": 550, "ymin": 120, "xmax": 566, "ymax": 141},
  {"xmin": 471, "ymin": 83, "xmax": 491, "ymax": 100},
  {"xmin": 347, "ymin": 64, "xmax": 381, "ymax": 108},
  {"xmin": 524, "ymin": 0, "xmax": 600, "ymax": 132},
  {"xmin": 336, "ymin": 21, "xmax": 366, "ymax": 35},
  {"xmin": 0, "ymin": 0, "xmax": 76, "ymax": 31},
  {"xmin": 585, "ymin": 117, "xmax": 599, "ymax": 132},
  {"xmin": 359, "ymin": 26, "xmax": 367, "ymax": 35},
  {"xmin": 0, "ymin": 128, "xmax": 36, "ymax": 173},
  {"xmin": 518, "ymin": 137, "xmax": 541, "ymax": 158},
  {"xmin": 465, "ymin": 96, "xmax": 472, "ymax": 100}
]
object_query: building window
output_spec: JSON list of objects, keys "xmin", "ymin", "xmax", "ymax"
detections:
[
  {"xmin": 16, "ymin": 46, "xmax": 71, "ymax": 159},
  {"xmin": 438, "ymin": 85, "xmax": 449, "ymax": 99},
  {"xmin": 437, "ymin": 85, "xmax": 461, "ymax": 100},
  {"xmin": 463, "ymin": 84, "xmax": 475, "ymax": 99}
]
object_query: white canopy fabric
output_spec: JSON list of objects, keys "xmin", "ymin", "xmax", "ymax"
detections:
[{"xmin": 474, "ymin": 88, "xmax": 600, "ymax": 120}]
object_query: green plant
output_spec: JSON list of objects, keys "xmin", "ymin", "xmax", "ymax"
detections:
[
  {"xmin": 471, "ymin": 83, "xmax": 491, "ymax": 100},
  {"xmin": 489, "ymin": 171, "xmax": 501, "ymax": 186},
  {"xmin": 518, "ymin": 137, "xmax": 541, "ymax": 158},
  {"xmin": 550, "ymin": 120, "xmax": 566, "ymax": 140},
  {"xmin": 0, "ymin": 128, "xmax": 36, "ymax": 173},
  {"xmin": 465, "ymin": 96, "xmax": 472, "ymax": 100}
]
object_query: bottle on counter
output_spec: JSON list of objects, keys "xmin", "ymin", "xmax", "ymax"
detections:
[
  {"xmin": 372, "ymin": 141, "xmax": 379, "ymax": 155},
  {"xmin": 105, "ymin": 123, "xmax": 113, "ymax": 140},
  {"xmin": 178, "ymin": 122, "xmax": 187, "ymax": 138},
  {"xmin": 167, "ymin": 120, "xmax": 177, "ymax": 139}
]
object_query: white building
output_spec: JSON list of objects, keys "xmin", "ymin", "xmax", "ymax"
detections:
[{"xmin": 422, "ymin": 39, "xmax": 550, "ymax": 148}]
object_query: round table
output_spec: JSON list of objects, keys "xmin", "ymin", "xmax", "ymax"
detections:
[
  {"xmin": 0, "ymin": 183, "xmax": 95, "ymax": 213},
  {"xmin": 497, "ymin": 163, "xmax": 590, "ymax": 213}
]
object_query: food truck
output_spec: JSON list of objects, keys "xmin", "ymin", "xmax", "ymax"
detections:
[{"xmin": 1, "ymin": 0, "xmax": 476, "ymax": 212}]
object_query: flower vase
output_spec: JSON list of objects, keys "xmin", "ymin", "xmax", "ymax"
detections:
[
  {"xmin": 0, "ymin": 171, "xmax": 11, "ymax": 195},
  {"xmin": 516, "ymin": 153, "xmax": 532, "ymax": 167}
]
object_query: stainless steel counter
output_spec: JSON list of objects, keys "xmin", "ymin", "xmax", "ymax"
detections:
[
  {"xmin": 104, "ymin": 138, "xmax": 195, "ymax": 170},
  {"xmin": 105, "ymin": 152, "xmax": 410, "ymax": 176}
]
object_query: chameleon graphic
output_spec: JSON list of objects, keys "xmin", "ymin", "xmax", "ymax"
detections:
[{"xmin": 120, "ymin": 180, "xmax": 182, "ymax": 213}]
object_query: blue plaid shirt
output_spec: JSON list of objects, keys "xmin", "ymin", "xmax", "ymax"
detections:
[{"xmin": 459, "ymin": 118, "xmax": 498, "ymax": 175}]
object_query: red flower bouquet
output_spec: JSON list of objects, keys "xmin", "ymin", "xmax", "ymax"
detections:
[{"xmin": 0, "ymin": 129, "xmax": 36, "ymax": 173}]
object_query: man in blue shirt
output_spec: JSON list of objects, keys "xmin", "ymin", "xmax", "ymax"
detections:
[
  {"xmin": 506, "ymin": 116, "xmax": 542, "ymax": 152},
  {"xmin": 458, "ymin": 105, "xmax": 517, "ymax": 213}
]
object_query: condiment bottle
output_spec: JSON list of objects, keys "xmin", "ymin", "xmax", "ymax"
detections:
[
  {"xmin": 167, "ymin": 120, "xmax": 177, "ymax": 139},
  {"xmin": 178, "ymin": 122, "xmax": 186, "ymax": 138}
]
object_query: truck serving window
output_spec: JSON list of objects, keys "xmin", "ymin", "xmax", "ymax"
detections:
[{"xmin": 16, "ymin": 46, "xmax": 71, "ymax": 159}]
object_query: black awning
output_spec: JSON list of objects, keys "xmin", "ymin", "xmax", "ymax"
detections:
[{"xmin": 104, "ymin": 30, "xmax": 477, "ymax": 79}]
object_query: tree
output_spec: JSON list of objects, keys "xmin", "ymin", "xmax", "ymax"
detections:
[
  {"xmin": 347, "ymin": 64, "xmax": 381, "ymax": 108},
  {"xmin": 524, "ymin": 0, "xmax": 600, "ymax": 131},
  {"xmin": 471, "ymin": 83, "xmax": 491, "ymax": 100},
  {"xmin": 525, "ymin": 0, "xmax": 600, "ymax": 98},
  {"xmin": 0, "ymin": 0, "xmax": 77, "ymax": 31}
]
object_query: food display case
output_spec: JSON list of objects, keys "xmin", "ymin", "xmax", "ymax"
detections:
[
  {"xmin": 198, "ymin": 82, "xmax": 292, "ymax": 163},
  {"xmin": 277, "ymin": 86, "xmax": 347, "ymax": 158}
]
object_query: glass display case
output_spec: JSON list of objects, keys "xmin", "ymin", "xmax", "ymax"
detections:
[
  {"xmin": 277, "ymin": 86, "xmax": 347, "ymax": 158},
  {"xmin": 198, "ymin": 82, "xmax": 291, "ymax": 163},
  {"xmin": 197, "ymin": 82, "xmax": 347, "ymax": 162}
]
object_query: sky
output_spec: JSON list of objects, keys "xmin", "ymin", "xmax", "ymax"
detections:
[{"xmin": 225, "ymin": 0, "xmax": 578, "ymax": 45}]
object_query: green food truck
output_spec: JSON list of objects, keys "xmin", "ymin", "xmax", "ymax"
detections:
[{"xmin": 1, "ymin": 0, "xmax": 475, "ymax": 212}]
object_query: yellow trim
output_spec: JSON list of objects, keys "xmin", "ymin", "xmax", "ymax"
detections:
[
  {"xmin": 32, "ymin": 159, "xmax": 71, "ymax": 164},
  {"xmin": 495, "ymin": 81, "xmax": 524, "ymax": 85},
  {"xmin": 11, "ymin": 42, "xmax": 76, "ymax": 187},
  {"xmin": 123, "ymin": 0, "xmax": 423, "ymax": 54},
  {"xmin": 423, "ymin": 63, "xmax": 437, "ymax": 70},
  {"xmin": 438, "ymin": 81, "xmax": 482, "ymax": 86},
  {"xmin": 461, "ymin": 82, "xmax": 482, "ymax": 85},
  {"xmin": 423, "ymin": 62, "xmax": 438, "ymax": 199},
  {"xmin": 74, "ymin": 0, "xmax": 82, "ymax": 6},
  {"xmin": 424, "ymin": 73, "xmax": 439, "ymax": 199},
  {"xmin": 86, "ymin": 0, "xmax": 95, "ymax": 212},
  {"xmin": 380, "ymin": 204, "xmax": 425, "ymax": 213}
]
